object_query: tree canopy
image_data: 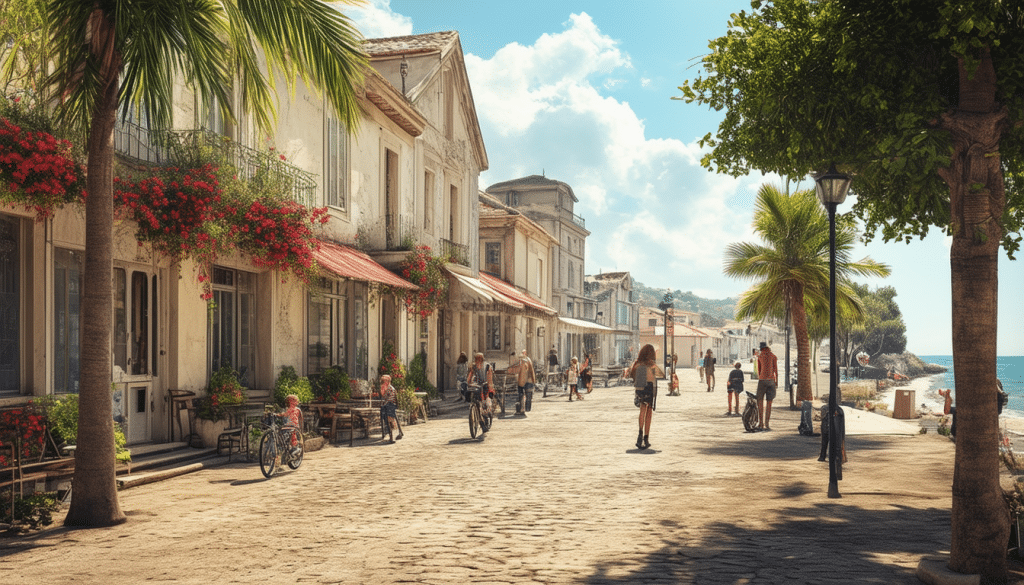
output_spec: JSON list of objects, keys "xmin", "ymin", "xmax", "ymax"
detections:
[
  {"xmin": 839, "ymin": 283, "xmax": 907, "ymax": 366},
  {"xmin": 678, "ymin": 0, "xmax": 1023, "ymax": 254}
]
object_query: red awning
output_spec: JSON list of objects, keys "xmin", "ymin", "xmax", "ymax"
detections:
[
  {"xmin": 478, "ymin": 272, "xmax": 557, "ymax": 315},
  {"xmin": 314, "ymin": 241, "xmax": 417, "ymax": 290}
]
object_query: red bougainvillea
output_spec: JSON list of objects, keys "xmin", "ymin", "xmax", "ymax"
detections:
[
  {"xmin": 0, "ymin": 403, "xmax": 47, "ymax": 468},
  {"xmin": 115, "ymin": 164, "xmax": 329, "ymax": 300},
  {"xmin": 393, "ymin": 245, "xmax": 450, "ymax": 318},
  {"xmin": 0, "ymin": 99, "xmax": 86, "ymax": 220}
]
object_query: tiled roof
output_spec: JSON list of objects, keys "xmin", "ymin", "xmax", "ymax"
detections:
[
  {"xmin": 362, "ymin": 31, "xmax": 459, "ymax": 57},
  {"xmin": 591, "ymin": 271, "xmax": 629, "ymax": 281},
  {"xmin": 314, "ymin": 241, "xmax": 416, "ymax": 290}
]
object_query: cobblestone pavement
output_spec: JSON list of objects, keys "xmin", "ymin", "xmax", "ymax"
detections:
[{"xmin": 0, "ymin": 376, "xmax": 958, "ymax": 584}]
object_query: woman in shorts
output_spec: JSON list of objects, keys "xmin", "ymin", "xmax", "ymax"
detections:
[
  {"xmin": 629, "ymin": 344, "xmax": 663, "ymax": 450},
  {"xmin": 726, "ymin": 362, "xmax": 745, "ymax": 415}
]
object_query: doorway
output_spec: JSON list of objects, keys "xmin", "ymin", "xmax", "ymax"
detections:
[{"xmin": 114, "ymin": 266, "xmax": 159, "ymax": 443}]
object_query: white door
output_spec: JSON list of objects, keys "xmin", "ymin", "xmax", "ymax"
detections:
[
  {"xmin": 115, "ymin": 267, "xmax": 159, "ymax": 444},
  {"xmin": 127, "ymin": 383, "xmax": 151, "ymax": 444}
]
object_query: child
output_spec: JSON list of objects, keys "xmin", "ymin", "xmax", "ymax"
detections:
[
  {"xmin": 283, "ymin": 394, "xmax": 303, "ymax": 456},
  {"xmin": 567, "ymin": 357, "xmax": 581, "ymax": 401},
  {"xmin": 727, "ymin": 363, "xmax": 745, "ymax": 416},
  {"xmin": 379, "ymin": 374, "xmax": 403, "ymax": 443}
]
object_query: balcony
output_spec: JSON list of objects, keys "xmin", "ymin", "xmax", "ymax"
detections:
[
  {"xmin": 114, "ymin": 121, "xmax": 317, "ymax": 207},
  {"xmin": 440, "ymin": 239, "xmax": 469, "ymax": 267},
  {"xmin": 559, "ymin": 208, "xmax": 586, "ymax": 229}
]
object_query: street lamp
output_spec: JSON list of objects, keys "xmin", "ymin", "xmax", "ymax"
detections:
[
  {"xmin": 658, "ymin": 296, "xmax": 674, "ymax": 375},
  {"xmin": 814, "ymin": 163, "xmax": 851, "ymax": 499}
]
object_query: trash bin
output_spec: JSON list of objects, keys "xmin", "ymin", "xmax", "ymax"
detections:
[{"xmin": 894, "ymin": 389, "xmax": 916, "ymax": 419}]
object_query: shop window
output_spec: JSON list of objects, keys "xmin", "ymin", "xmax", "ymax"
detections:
[
  {"xmin": 54, "ymin": 248, "xmax": 83, "ymax": 394},
  {"xmin": 209, "ymin": 267, "xmax": 255, "ymax": 387}
]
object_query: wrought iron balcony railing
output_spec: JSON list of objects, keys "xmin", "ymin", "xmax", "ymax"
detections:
[
  {"xmin": 114, "ymin": 121, "xmax": 317, "ymax": 207},
  {"xmin": 440, "ymin": 238, "xmax": 469, "ymax": 267}
]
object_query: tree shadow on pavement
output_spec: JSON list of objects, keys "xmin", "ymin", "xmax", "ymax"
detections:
[
  {"xmin": 582, "ymin": 501, "xmax": 952, "ymax": 584},
  {"xmin": 697, "ymin": 431, "xmax": 921, "ymax": 462}
]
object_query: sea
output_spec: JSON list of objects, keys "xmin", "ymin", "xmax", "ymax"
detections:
[{"xmin": 875, "ymin": 355, "xmax": 1024, "ymax": 417}]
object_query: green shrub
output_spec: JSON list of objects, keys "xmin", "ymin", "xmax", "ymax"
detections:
[
  {"xmin": 41, "ymin": 394, "xmax": 78, "ymax": 445},
  {"xmin": 0, "ymin": 491, "xmax": 61, "ymax": 529},
  {"xmin": 197, "ymin": 366, "xmax": 247, "ymax": 421},
  {"xmin": 274, "ymin": 365, "xmax": 314, "ymax": 406},
  {"xmin": 407, "ymin": 351, "xmax": 436, "ymax": 398},
  {"xmin": 313, "ymin": 367, "xmax": 350, "ymax": 403}
]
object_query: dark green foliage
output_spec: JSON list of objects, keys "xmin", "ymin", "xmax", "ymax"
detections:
[{"xmin": 406, "ymin": 351, "xmax": 436, "ymax": 399}]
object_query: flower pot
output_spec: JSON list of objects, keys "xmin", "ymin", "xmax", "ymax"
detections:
[{"xmin": 303, "ymin": 436, "xmax": 325, "ymax": 452}]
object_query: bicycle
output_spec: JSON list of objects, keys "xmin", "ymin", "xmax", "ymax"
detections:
[
  {"xmin": 258, "ymin": 412, "xmax": 304, "ymax": 478},
  {"xmin": 542, "ymin": 369, "xmax": 563, "ymax": 397},
  {"xmin": 467, "ymin": 386, "xmax": 493, "ymax": 439}
]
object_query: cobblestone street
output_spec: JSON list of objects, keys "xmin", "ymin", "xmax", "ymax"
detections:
[{"xmin": 1, "ymin": 376, "xmax": 957, "ymax": 584}]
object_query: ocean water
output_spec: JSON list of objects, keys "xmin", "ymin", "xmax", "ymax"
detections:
[{"xmin": 909, "ymin": 355, "xmax": 1024, "ymax": 416}]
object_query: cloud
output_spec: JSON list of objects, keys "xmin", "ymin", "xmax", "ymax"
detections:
[{"xmin": 345, "ymin": 0, "xmax": 412, "ymax": 38}]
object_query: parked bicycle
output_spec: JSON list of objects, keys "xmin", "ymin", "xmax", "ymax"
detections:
[
  {"xmin": 467, "ymin": 385, "xmax": 493, "ymax": 439},
  {"xmin": 258, "ymin": 411, "xmax": 304, "ymax": 478}
]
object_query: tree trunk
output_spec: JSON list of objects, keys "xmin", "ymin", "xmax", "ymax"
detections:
[
  {"xmin": 64, "ymin": 13, "xmax": 125, "ymax": 527},
  {"xmin": 939, "ymin": 48, "xmax": 1008, "ymax": 583},
  {"xmin": 790, "ymin": 283, "xmax": 813, "ymax": 402}
]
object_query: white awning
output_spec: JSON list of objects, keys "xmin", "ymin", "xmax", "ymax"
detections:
[
  {"xmin": 449, "ymin": 270, "xmax": 524, "ymax": 310},
  {"xmin": 558, "ymin": 317, "xmax": 614, "ymax": 332}
]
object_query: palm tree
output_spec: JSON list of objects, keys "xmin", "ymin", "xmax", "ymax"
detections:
[
  {"xmin": 724, "ymin": 184, "xmax": 890, "ymax": 402},
  {"xmin": 40, "ymin": 0, "xmax": 367, "ymax": 527}
]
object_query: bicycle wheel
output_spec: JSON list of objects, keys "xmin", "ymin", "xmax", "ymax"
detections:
[
  {"xmin": 259, "ymin": 430, "xmax": 278, "ymax": 478},
  {"xmin": 286, "ymin": 429, "xmax": 303, "ymax": 470},
  {"xmin": 468, "ymin": 403, "xmax": 479, "ymax": 438}
]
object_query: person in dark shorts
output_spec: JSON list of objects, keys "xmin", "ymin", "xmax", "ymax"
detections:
[
  {"xmin": 755, "ymin": 342, "xmax": 778, "ymax": 431},
  {"xmin": 726, "ymin": 362, "xmax": 745, "ymax": 415},
  {"xmin": 629, "ymin": 344, "xmax": 664, "ymax": 449},
  {"xmin": 704, "ymin": 349, "xmax": 717, "ymax": 392}
]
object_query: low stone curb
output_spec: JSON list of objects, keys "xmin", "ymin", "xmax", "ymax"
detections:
[{"xmin": 916, "ymin": 556, "xmax": 981, "ymax": 585}]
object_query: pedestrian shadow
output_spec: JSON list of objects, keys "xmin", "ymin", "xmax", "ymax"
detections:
[
  {"xmin": 580, "ymin": 502, "xmax": 952, "ymax": 583},
  {"xmin": 627, "ymin": 448, "xmax": 658, "ymax": 454},
  {"xmin": 447, "ymin": 437, "xmax": 483, "ymax": 445}
]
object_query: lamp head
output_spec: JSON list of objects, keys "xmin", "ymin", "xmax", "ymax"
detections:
[{"xmin": 813, "ymin": 163, "xmax": 852, "ymax": 206}]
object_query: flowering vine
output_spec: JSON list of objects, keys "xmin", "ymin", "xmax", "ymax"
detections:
[
  {"xmin": 0, "ymin": 97, "xmax": 86, "ymax": 220},
  {"xmin": 114, "ymin": 160, "xmax": 328, "ymax": 300},
  {"xmin": 384, "ymin": 245, "xmax": 450, "ymax": 318}
]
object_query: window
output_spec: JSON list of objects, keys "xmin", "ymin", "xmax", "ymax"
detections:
[
  {"xmin": 485, "ymin": 242, "xmax": 501, "ymax": 274},
  {"xmin": 307, "ymin": 279, "xmax": 368, "ymax": 379},
  {"xmin": 324, "ymin": 113, "xmax": 347, "ymax": 210},
  {"xmin": 567, "ymin": 260, "xmax": 575, "ymax": 289},
  {"xmin": 209, "ymin": 267, "xmax": 255, "ymax": 387},
  {"xmin": 617, "ymin": 301, "xmax": 629, "ymax": 325},
  {"xmin": 423, "ymin": 170, "xmax": 434, "ymax": 233},
  {"xmin": 648, "ymin": 318, "xmax": 658, "ymax": 327},
  {"xmin": 536, "ymin": 258, "xmax": 543, "ymax": 296},
  {"xmin": 486, "ymin": 315, "xmax": 501, "ymax": 350},
  {"xmin": 384, "ymin": 147, "xmax": 399, "ymax": 249},
  {"xmin": 444, "ymin": 69, "xmax": 454, "ymax": 140},
  {"xmin": 566, "ymin": 301, "xmax": 574, "ymax": 317},
  {"xmin": 0, "ymin": 216, "xmax": 18, "ymax": 395},
  {"xmin": 307, "ymin": 279, "xmax": 347, "ymax": 375},
  {"xmin": 54, "ymin": 248, "xmax": 83, "ymax": 394}
]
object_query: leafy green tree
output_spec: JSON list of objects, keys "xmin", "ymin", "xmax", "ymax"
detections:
[
  {"xmin": 724, "ymin": 184, "xmax": 889, "ymax": 402},
  {"xmin": 679, "ymin": 1, "xmax": 1023, "ymax": 578},
  {"xmin": 841, "ymin": 284, "xmax": 907, "ymax": 366},
  {"xmin": 23, "ymin": 0, "xmax": 367, "ymax": 528}
]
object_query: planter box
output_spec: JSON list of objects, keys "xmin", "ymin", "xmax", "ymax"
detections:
[
  {"xmin": 303, "ymin": 436, "xmax": 325, "ymax": 452},
  {"xmin": 193, "ymin": 418, "xmax": 231, "ymax": 450}
]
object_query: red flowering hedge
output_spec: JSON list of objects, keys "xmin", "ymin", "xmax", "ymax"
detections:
[
  {"xmin": 0, "ymin": 98, "xmax": 86, "ymax": 220},
  {"xmin": 0, "ymin": 403, "xmax": 46, "ymax": 468},
  {"xmin": 115, "ymin": 164, "xmax": 328, "ymax": 300}
]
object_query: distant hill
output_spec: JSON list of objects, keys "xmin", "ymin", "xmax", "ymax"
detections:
[{"xmin": 633, "ymin": 281, "xmax": 738, "ymax": 324}]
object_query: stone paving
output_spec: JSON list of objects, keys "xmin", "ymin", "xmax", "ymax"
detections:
[{"xmin": 0, "ymin": 375, "xmax": 966, "ymax": 584}]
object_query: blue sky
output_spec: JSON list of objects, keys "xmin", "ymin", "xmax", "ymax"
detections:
[{"xmin": 347, "ymin": 0, "xmax": 1023, "ymax": 356}]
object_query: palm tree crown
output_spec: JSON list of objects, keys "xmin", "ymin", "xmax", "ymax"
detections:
[{"xmin": 724, "ymin": 184, "xmax": 890, "ymax": 401}]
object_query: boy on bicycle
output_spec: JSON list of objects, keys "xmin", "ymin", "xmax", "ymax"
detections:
[
  {"xmin": 283, "ymin": 394, "xmax": 303, "ymax": 457},
  {"xmin": 468, "ymin": 353, "xmax": 495, "ymax": 422}
]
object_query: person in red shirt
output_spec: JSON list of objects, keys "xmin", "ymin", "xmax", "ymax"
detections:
[{"xmin": 755, "ymin": 342, "xmax": 779, "ymax": 431}]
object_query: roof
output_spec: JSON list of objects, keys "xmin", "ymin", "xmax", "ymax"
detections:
[
  {"xmin": 362, "ymin": 31, "xmax": 460, "ymax": 57},
  {"xmin": 314, "ymin": 241, "xmax": 416, "ymax": 290},
  {"xmin": 591, "ymin": 271, "xmax": 630, "ymax": 282},
  {"xmin": 485, "ymin": 175, "xmax": 578, "ymax": 203}
]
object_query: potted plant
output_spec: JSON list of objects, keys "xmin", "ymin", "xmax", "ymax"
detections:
[{"xmin": 273, "ymin": 366, "xmax": 314, "ymax": 407}]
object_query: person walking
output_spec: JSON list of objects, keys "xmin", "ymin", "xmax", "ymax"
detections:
[
  {"xmin": 629, "ymin": 344, "xmax": 663, "ymax": 450},
  {"xmin": 755, "ymin": 342, "xmax": 778, "ymax": 431},
  {"xmin": 510, "ymin": 349, "xmax": 536, "ymax": 415},
  {"xmin": 726, "ymin": 362, "xmax": 745, "ymax": 415},
  {"xmin": 704, "ymin": 349, "xmax": 717, "ymax": 392},
  {"xmin": 698, "ymin": 353, "xmax": 705, "ymax": 382},
  {"xmin": 455, "ymin": 352, "xmax": 469, "ymax": 402},
  {"xmin": 379, "ymin": 375, "xmax": 403, "ymax": 443},
  {"xmin": 567, "ymin": 357, "xmax": 581, "ymax": 401},
  {"xmin": 547, "ymin": 346, "xmax": 559, "ymax": 375}
]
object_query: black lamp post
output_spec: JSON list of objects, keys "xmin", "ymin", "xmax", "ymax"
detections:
[
  {"xmin": 814, "ymin": 163, "xmax": 852, "ymax": 499},
  {"xmin": 658, "ymin": 296, "xmax": 674, "ymax": 375}
]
